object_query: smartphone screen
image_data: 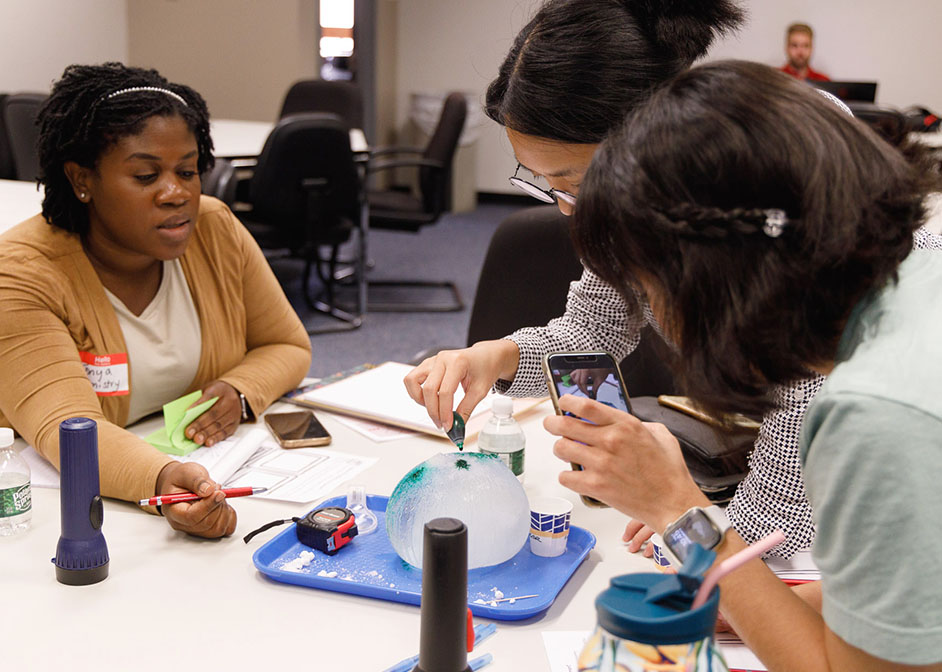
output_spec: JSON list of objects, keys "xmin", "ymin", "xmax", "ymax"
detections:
[
  {"xmin": 545, "ymin": 352, "xmax": 632, "ymax": 415},
  {"xmin": 264, "ymin": 411, "xmax": 331, "ymax": 448}
]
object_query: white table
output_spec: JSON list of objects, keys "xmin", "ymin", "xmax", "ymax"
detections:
[
  {"xmin": 0, "ymin": 399, "xmax": 649, "ymax": 672},
  {"xmin": 210, "ymin": 118, "xmax": 369, "ymax": 158}
]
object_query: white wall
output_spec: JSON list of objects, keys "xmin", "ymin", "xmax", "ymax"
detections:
[
  {"xmin": 395, "ymin": 0, "xmax": 942, "ymax": 194},
  {"xmin": 0, "ymin": 0, "xmax": 128, "ymax": 93},
  {"xmin": 127, "ymin": 0, "xmax": 318, "ymax": 122},
  {"xmin": 395, "ymin": 0, "xmax": 541, "ymax": 194},
  {"xmin": 706, "ymin": 0, "xmax": 942, "ymax": 113}
]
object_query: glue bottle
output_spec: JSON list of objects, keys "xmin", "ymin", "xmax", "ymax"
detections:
[
  {"xmin": 0, "ymin": 427, "xmax": 32, "ymax": 536},
  {"xmin": 478, "ymin": 395, "xmax": 525, "ymax": 482}
]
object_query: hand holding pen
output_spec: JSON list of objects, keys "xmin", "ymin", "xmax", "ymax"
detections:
[
  {"xmin": 151, "ymin": 461, "xmax": 240, "ymax": 538},
  {"xmin": 140, "ymin": 486, "xmax": 268, "ymax": 507}
]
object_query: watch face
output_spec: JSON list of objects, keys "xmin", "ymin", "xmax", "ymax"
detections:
[{"xmin": 664, "ymin": 509, "xmax": 722, "ymax": 564}]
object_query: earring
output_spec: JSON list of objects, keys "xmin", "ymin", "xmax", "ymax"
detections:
[{"xmin": 79, "ymin": 192, "xmax": 86, "ymax": 201}]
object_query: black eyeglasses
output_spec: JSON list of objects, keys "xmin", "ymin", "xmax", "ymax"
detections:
[{"xmin": 508, "ymin": 163, "xmax": 577, "ymax": 207}]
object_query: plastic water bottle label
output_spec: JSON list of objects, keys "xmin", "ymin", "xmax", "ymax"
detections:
[
  {"xmin": 480, "ymin": 448, "xmax": 524, "ymax": 477},
  {"xmin": 0, "ymin": 483, "xmax": 31, "ymax": 518}
]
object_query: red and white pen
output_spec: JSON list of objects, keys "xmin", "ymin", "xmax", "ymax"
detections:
[{"xmin": 139, "ymin": 486, "xmax": 268, "ymax": 507}]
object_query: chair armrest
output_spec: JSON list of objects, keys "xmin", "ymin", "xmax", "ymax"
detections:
[
  {"xmin": 368, "ymin": 145, "xmax": 425, "ymax": 158},
  {"xmin": 367, "ymin": 157, "xmax": 444, "ymax": 175}
]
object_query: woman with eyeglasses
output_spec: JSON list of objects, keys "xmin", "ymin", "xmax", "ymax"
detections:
[
  {"xmin": 404, "ymin": 0, "xmax": 942, "ymax": 562},
  {"xmin": 548, "ymin": 59, "xmax": 942, "ymax": 670}
]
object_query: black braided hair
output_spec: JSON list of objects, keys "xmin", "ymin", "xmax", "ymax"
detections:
[
  {"xmin": 657, "ymin": 204, "xmax": 784, "ymax": 239},
  {"xmin": 37, "ymin": 62, "xmax": 214, "ymax": 235},
  {"xmin": 485, "ymin": 0, "xmax": 743, "ymax": 144}
]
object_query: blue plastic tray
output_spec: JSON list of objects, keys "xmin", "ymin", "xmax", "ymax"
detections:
[{"xmin": 252, "ymin": 495, "xmax": 596, "ymax": 620}]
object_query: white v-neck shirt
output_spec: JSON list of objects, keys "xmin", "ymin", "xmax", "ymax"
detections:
[{"xmin": 104, "ymin": 259, "xmax": 202, "ymax": 424}]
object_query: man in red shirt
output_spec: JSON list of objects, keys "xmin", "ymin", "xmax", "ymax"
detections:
[{"xmin": 781, "ymin": 23, "xmax": 830, "ymax": 81}]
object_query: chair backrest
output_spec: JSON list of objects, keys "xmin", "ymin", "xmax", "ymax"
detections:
[
  {"xmin": 468, "ymin": 205, "xmax": 678, "ymax": 397},
  {"xmin": 1, "ymin": 92, "xmax": 47, "ymax": 181},
  {"xmin": 279, "ymin": 79, "xmax": 365, "ymax": 131},
  {"xmin": 249, "ymin": 113, "xmax": 361, "ymax": 247},
  {"xmin": 848, "ymin": 102, "xmax": 907, "ymax": 146},
  {"xmin": 0, "ymin": 94, "xmax": 15, "ymax": 179},
  {"xmin": 419, "ymin": 92, "xmax": 466, "ymax": 215}
]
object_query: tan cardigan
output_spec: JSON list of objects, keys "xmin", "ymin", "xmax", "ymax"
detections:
[{"xmin": 0, "ymin": 196, "xmax": 311, "ymax": 504}]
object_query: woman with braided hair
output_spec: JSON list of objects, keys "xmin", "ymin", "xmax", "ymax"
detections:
[
  {"xmin": 0, "ymin": 63, "xmax": 311, "ymax": 538},
  {"xmin": 547, "ymin": 59, "xmax": 942, "ymax": 669},
  {"xmin": 404, "ymin": 0, "xmax": 941, "ymax": 563}
]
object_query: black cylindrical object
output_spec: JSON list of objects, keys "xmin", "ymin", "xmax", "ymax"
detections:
[
  {"xmin": 414, "ymin": 517, "xmax": 471, "ymax": 672},
  {"xmin": 53, "ymin": 417, "xmax": 109, "ymax": 585}
]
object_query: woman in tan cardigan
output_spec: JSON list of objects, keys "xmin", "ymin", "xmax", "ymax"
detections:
[{"xmin": 0, "ymin": 63, "xmax": 311, "ymax": 538}]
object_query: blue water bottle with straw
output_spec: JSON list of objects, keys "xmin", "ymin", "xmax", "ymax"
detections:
[{"xmin": 577, "ymin": 545, "xmax": 726, "ymax": 671}]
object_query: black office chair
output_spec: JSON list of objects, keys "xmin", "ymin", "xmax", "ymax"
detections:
[
  {"xmin": 848, "ymin": 102, "xmax": 907, "ymax": 146},
  {"xmin": 279, "ymin": 79, "xmax": 365, "ymax": 131},
  {"xmin": 1, "ymin": 92, "xmax": 47, "ymax": 181},
  {"xmin": 468, "ymin": 205, "xmax": 678, "ymax": 397},
  {"xmin": 358, "ymin": 91, "xmax": 468, "ymax": 312},
  {"xmin": 466, "ymin": 205, "xmax": 751, "ymax": 502},
  {"xmin": 239, "ymin": 113, "xmax": 367, "ymax": 333},
  {"xmin": 0, "ymin": 94, "xmax": 16, "ymax": 180}
]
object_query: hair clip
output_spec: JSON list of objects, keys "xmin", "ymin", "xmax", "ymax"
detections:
[{"xmin": 762, "ymin": 209, "xmax": 788, "ymax": 238}]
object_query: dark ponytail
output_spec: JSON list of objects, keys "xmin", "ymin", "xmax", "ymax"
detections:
[{"xmin": 485, "ymin": 0, "xmax": 743, "ymax": 144}]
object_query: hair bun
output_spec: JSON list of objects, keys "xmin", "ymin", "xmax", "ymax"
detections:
[{"xmin": 626, "ymin": 0, "xmax": 744, "ymax": 62}]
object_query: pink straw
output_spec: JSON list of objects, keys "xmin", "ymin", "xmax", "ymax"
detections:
[{"xmin": 690, "ymin": 529, "xmax": 786, "ymax": 609}]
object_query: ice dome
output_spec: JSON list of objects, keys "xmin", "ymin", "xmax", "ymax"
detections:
[{"xmin": 386, "ymin": 452, "xmax": 530, "ymax": 569}]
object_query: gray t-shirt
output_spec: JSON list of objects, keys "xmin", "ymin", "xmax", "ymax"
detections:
[{"xmin": 801, "ymin": 250, "xmax": 942, "ymax": 665}]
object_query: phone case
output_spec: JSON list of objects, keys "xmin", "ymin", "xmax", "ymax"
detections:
[{"xmin": 264, "ymin": 413, "xmax": 332, "ymax": 449}]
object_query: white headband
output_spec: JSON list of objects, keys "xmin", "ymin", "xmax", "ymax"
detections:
[{"xmin": 103, "ymin": 86, "xmax": 187, "ymax": 107}]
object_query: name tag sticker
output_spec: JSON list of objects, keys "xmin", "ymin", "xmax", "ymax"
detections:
[{"xmin": 79, "ymin": 351, "xmax": 130, "ymax": 396}]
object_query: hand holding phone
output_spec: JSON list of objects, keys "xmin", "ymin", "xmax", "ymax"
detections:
[
  {"xmin": 264, "ymin": 411, "xmax": 331, "ymax": 448},
  {"xmin": 543, "ymin": 352, "xmax": 632, "ymax": 508}
]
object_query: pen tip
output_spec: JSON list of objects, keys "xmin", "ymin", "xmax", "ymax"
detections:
[{"xmin": 254, "ymin": 487, "xmax": 268, "ymax": 494}]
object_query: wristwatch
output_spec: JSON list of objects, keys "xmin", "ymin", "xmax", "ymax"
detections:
[
  {"xmin": 238, "ymin": 392, "xmax": 249, "ymax": 422},
  {"xmin": 662, "ymin": 505, "xmax": 730, "ymax": 565}
]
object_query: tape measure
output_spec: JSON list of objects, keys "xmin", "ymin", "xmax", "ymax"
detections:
[{"xmin": 297, "ymin": 506, "xmax": 358, "ymax": 555}]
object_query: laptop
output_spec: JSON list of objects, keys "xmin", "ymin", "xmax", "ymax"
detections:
[{"xmin": 808, "ymin": 80, "xmax": 878, "ymax": 103}]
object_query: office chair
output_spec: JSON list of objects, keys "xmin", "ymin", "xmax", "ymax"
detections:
[
  {"xmin": 239, "ymin": 113, "xmax": 367, "ymax": 333},
  {"xmin": 279, "ymin": 79, "xmax": 365, "ymax": 131},
  {"xmin": 466, "ymin": 205, "xmax": 752, "ymax": 502},
  {"xmin": 358, "ymin": 91, "xmax": 468, "ymax": 312},
  {"xmin": 1, "ymin": 92, "xmax": 47, "ymax": 181},
  {"xmin": 848, "ymin": 102, "xmax": 907, "ymax": 146},
  {"xmin": 0, "ymin": 94, "xmax": 16, "ymax": 180}
]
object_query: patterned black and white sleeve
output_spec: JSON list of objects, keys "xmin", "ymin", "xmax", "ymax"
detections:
[
  {"xmin": 497, "ymin": 267, "xmax": 649, "ymax": 398},
  {"xmin": 914, "ymin": 225, "xmax": 942, "ymax": 250},
  {"xmin": 725, "ymin": 377, "xmax": 824, "ymax": 558}
]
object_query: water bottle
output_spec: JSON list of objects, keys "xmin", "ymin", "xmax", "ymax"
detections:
[
  {"xmin": 478, "ymin": 395, "xmax": 525, "ymax": 481},
  {"xmin": 0, "ymin": 427, "xmax": 32, "ymax": 536},
  {"xmin": 578, "ymin": 547, "xmax": 726, "ymax": 671}
]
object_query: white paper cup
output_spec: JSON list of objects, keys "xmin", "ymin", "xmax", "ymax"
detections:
[{"xmin": 528, "ymin": 496, "xmax": 573, "ymax": 557}]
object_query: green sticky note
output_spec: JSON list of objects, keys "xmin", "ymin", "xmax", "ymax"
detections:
[
  {"xmin": 146, "ymin": 390, "xmax": 219, "ymax": 456},
  {"xmin": 145, "ymin": 427, "xmax": 173, "ymax": 451}
]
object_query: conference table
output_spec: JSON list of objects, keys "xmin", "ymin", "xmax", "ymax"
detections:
[
  {"xmin": 210, "ymin": 118, "xmax": 369, "ymax": 158},
  {"xmin": 1, "ymin": 399, "xmax": 652, "ymax": 672}
]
